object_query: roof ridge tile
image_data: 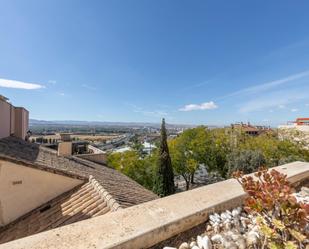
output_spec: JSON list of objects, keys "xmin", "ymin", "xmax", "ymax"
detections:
[{"xmin": 89, "ymin": 175, "xmax": 122, "ymax": 211}]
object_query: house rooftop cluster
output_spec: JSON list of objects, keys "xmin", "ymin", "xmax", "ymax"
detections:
[
  {"xmin": 0, "ymin": 136, "xmax": 158, "ymax": 244},
  {"xmin": 231, "ymin": 122, "xmax": 272, "ymax": 136},
  {"xmin": 0, "ymin": 95, "xmax": 158, "ymax": 245}
]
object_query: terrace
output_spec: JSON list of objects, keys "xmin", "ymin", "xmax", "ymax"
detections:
[{"xmin": 1, "ymin": 161, "xmax": 308, "ymax": 249}]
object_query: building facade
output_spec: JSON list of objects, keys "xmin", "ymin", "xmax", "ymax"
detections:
[{"xmin": 0, "ymin": 95, "xmax": 29, "ymax": 140}]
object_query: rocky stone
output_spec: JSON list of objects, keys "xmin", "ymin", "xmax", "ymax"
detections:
[
  {"xmin": 178, "ymin": 242, "xmax": 189, "ymax": 249},
  {"xmin": 211, "ymin": 234, "xmax": 223, "ymax": 243},
  {"xmin": 205, "ymin": 225, "xmax": 212, "ymax": 232},
  {"xmin": 223, "ymin": 240, "xmax": 238, "ymax": 249},
  {"xmin": 191, "ymin": 246, "xmax": 200, "ymax": 249},
  {"xmin": 197, "ymin": 235, "xmax": 212, "ymax": 249},
  {"xmin": 246, "ymin": 231, "xmax": 259, "ymax": 246},
  {"xmin": 236, "ymin": 238, "xmax": 246, "ymax": 249},
  {"xmin": 189, "ymin": 241, "xmax": 197, "ymax": 248}
]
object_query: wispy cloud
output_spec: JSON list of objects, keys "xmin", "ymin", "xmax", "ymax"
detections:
[
  {"xmin": 225, "ymin": 70, "xmax": 309, "ymax": 98},
  {"xmin": 134, "ymin": 109, "xmax": 168, "ymax": 117},
  {"xmin": 48, "ymin": 80, "xmax": 57, "ymax": 84},
  {"xmin": 291, "ymin": 108, "xmax": 298, "ymax": 112},
  {"xmin": 0, "ymin": 78, "xmax": 45, "ymax": 90},
  {"xmin": 179, "ymin": 101, "xmax": 218, "ymax": 111},
  {"xmin": 181, "ymin": 80, "xmax": 213, "ymax": 91},
  {"xmin": 239, "ymin": 88, "xmax": 309, "ymax": 113},
  {"xmin": 128, "ymin": 103, "xmax": 168, "ymax": 118},
  {"xmin": 82, "ymin": 84, "xmax": 96, "ymax": 90}
]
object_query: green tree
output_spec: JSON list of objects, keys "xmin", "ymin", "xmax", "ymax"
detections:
[
  {"xmin": 239, "ymin": 133, "xmax": 309, "ymax": 167},
  {"xmin": 131, "ymin": 141, "xmax": 144, "ymax": 156},
  {"xmin": 169, "ymin": 138, "xmax": 199, "ymax": 190},
  {"xmin": 107, "ymin": 150, "xmax": 155, "ymax": 190},
  {"xmin": 208, "ymin": 128, "xmax": 231, "ymax": 177},
  {"xmin": 226, "ymin": 149, "xmax": 266, "ymax": 176},
  {"xmin": 153, "ymin": 118, "xmax": 175, "ymax": 196}
]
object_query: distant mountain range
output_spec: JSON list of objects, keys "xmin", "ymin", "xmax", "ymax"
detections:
[{"xmin": 29, "ymin": 119, "xmax": 197, "ymax": 128}]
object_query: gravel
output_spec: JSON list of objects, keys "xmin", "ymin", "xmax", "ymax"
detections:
[{"xmin": 156, "ymin": 187, "xmax": 309, "ymax": 249}]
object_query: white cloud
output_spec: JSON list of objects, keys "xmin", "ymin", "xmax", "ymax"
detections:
[
  {"xmin": 48, "ymin": 80, "xmax": 57, "ymax": 84},
  {"xmin": 58, "ymin": 92, "xmax": 65, "ymax": 96},
  {"xmin": 278, "ymin": 104, "xmax": 285, "ymax": 109},
  {"xmin": 0, "ymin": 78, "xmax": 45, "ymax": 90},
  {"xmin": 291, "ymin": 108, "xmax": 298, "ymax": 112},
  {"xmin": 179, "ymin": 101, "xmax": 218, "ymax": 111}
]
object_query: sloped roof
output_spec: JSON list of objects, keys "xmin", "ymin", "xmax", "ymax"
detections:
[
  {"xmin": 0, "ymin": 181, "xmax": 111, "ymax": 244},
  {"xmin": 0, "ymin": 137, "xmax": 158, "ymax": 208}
]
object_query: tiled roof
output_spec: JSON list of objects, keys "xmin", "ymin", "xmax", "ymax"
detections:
[
  {"xmin": 0, "ymin": 181, "xmax": 111, "ymax": 244},
  {"xmin": 0, "ymin": 137, "xmax": 158, "ymax": 208}
]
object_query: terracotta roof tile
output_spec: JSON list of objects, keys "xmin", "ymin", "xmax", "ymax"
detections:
[{"xmin": 0, "ymin": 137, "xmax": 158, "ymax": 208}]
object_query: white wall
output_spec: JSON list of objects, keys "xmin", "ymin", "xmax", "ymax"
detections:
[{"xmin": 0, "ymin": 160, "xmax": 83, "ymax": 226}]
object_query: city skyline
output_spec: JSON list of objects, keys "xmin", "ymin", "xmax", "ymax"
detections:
[{"xmin": 1, "ymin": 1, "xmax": 309, "ymax": 126}]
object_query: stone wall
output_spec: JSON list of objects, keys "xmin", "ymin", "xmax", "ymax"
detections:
[{"xmin": 75, "ymin": 153, "xmax": 107, "ymax": 165}]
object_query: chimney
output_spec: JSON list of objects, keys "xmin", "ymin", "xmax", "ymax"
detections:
[
  {"xmin": 58, "ymin": 142, "xmax": 72, "ymax": 156},
  {"xmin": 58, "ymin": 133, "xmax": 72, "ymax": 156},
  {"xmin": 14, "ymin": 107, "xmax": 29, "ymax": 140},
  {"xmin": 60, "ymin": 133, "xmax": 72, "ymax": 142}
]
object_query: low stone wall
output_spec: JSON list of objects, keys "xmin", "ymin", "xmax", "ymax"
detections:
[
  {"xmin": 1, "ymin": 161, "xmax": 308, "ymax": 249},
  {"xmin": 75, "ymin": 153, "xmax": 107, "ymax": 165}
]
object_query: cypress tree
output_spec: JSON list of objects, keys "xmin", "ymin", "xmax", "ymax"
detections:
[{"xmin": 153, "ymin": 118, "xmax": 175, "ymax": 197}]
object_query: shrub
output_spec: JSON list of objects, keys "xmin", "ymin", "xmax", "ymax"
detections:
[
  {"xmin": 233, "ymin": 168, "xmax": 309, "ymax": 249},
  {"xmin": 226, "ymin": 149, "xmax": 266, "ymax": 176}
]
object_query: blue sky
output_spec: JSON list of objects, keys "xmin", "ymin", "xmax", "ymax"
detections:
[{"xmin": 1, "ymin": 0, "xmax": 309, "ymax": 126}]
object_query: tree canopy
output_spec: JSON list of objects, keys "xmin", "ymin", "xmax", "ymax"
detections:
[{"xmin": 107, "ymin": 126, "xmax": 309, "ymax": 193}]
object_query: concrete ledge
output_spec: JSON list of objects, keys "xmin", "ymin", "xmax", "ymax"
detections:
[{"xmin": 1, "ymin": 161, "xmax": 308, "ymax": 249}]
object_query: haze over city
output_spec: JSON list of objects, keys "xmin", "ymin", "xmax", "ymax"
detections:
[{"xmin": 1, "ymin": 1, "xmax": 309, "ymax": 126}]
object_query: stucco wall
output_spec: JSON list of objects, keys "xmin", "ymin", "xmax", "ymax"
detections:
[
  {"xmin": 0, "ymin": 160, "xmax": 83, "ymax": 226},
  {"xmin": 14, "ymin": 108, "xmax": 29, "ymax": 140},
  {"xmin": 0, "ymin": 100, "xmax": 29, "ymax": 140},
  {"xmin": 0, "ymin": 101, "xmax": 11, "ymax": 139}
]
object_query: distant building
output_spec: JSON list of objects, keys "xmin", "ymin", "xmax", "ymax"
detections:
[
  {"xmin": 113, "ymin": 146, "xmax": 132, "ymax": 153},
  {"xmin": 278, "ymin": 118, "xmax": 309, "ymax": 148},
  {"xmin": 295, "ymin": 118, "xmax": 309, "ymax": 126},
  {"xmin": 231, "ymin": 122, "xmax": 271, "ymax": 136},
  {"xmin": 0, "ymin": 95, "xmax": 29, "ymax": 140},
  {"xmin": 279, "ymin": 117, "xmax": 309, "ymax": 131},
  {"xmin": 142, "ymin": 141, "xmax": 156, "ymax": 154}
]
